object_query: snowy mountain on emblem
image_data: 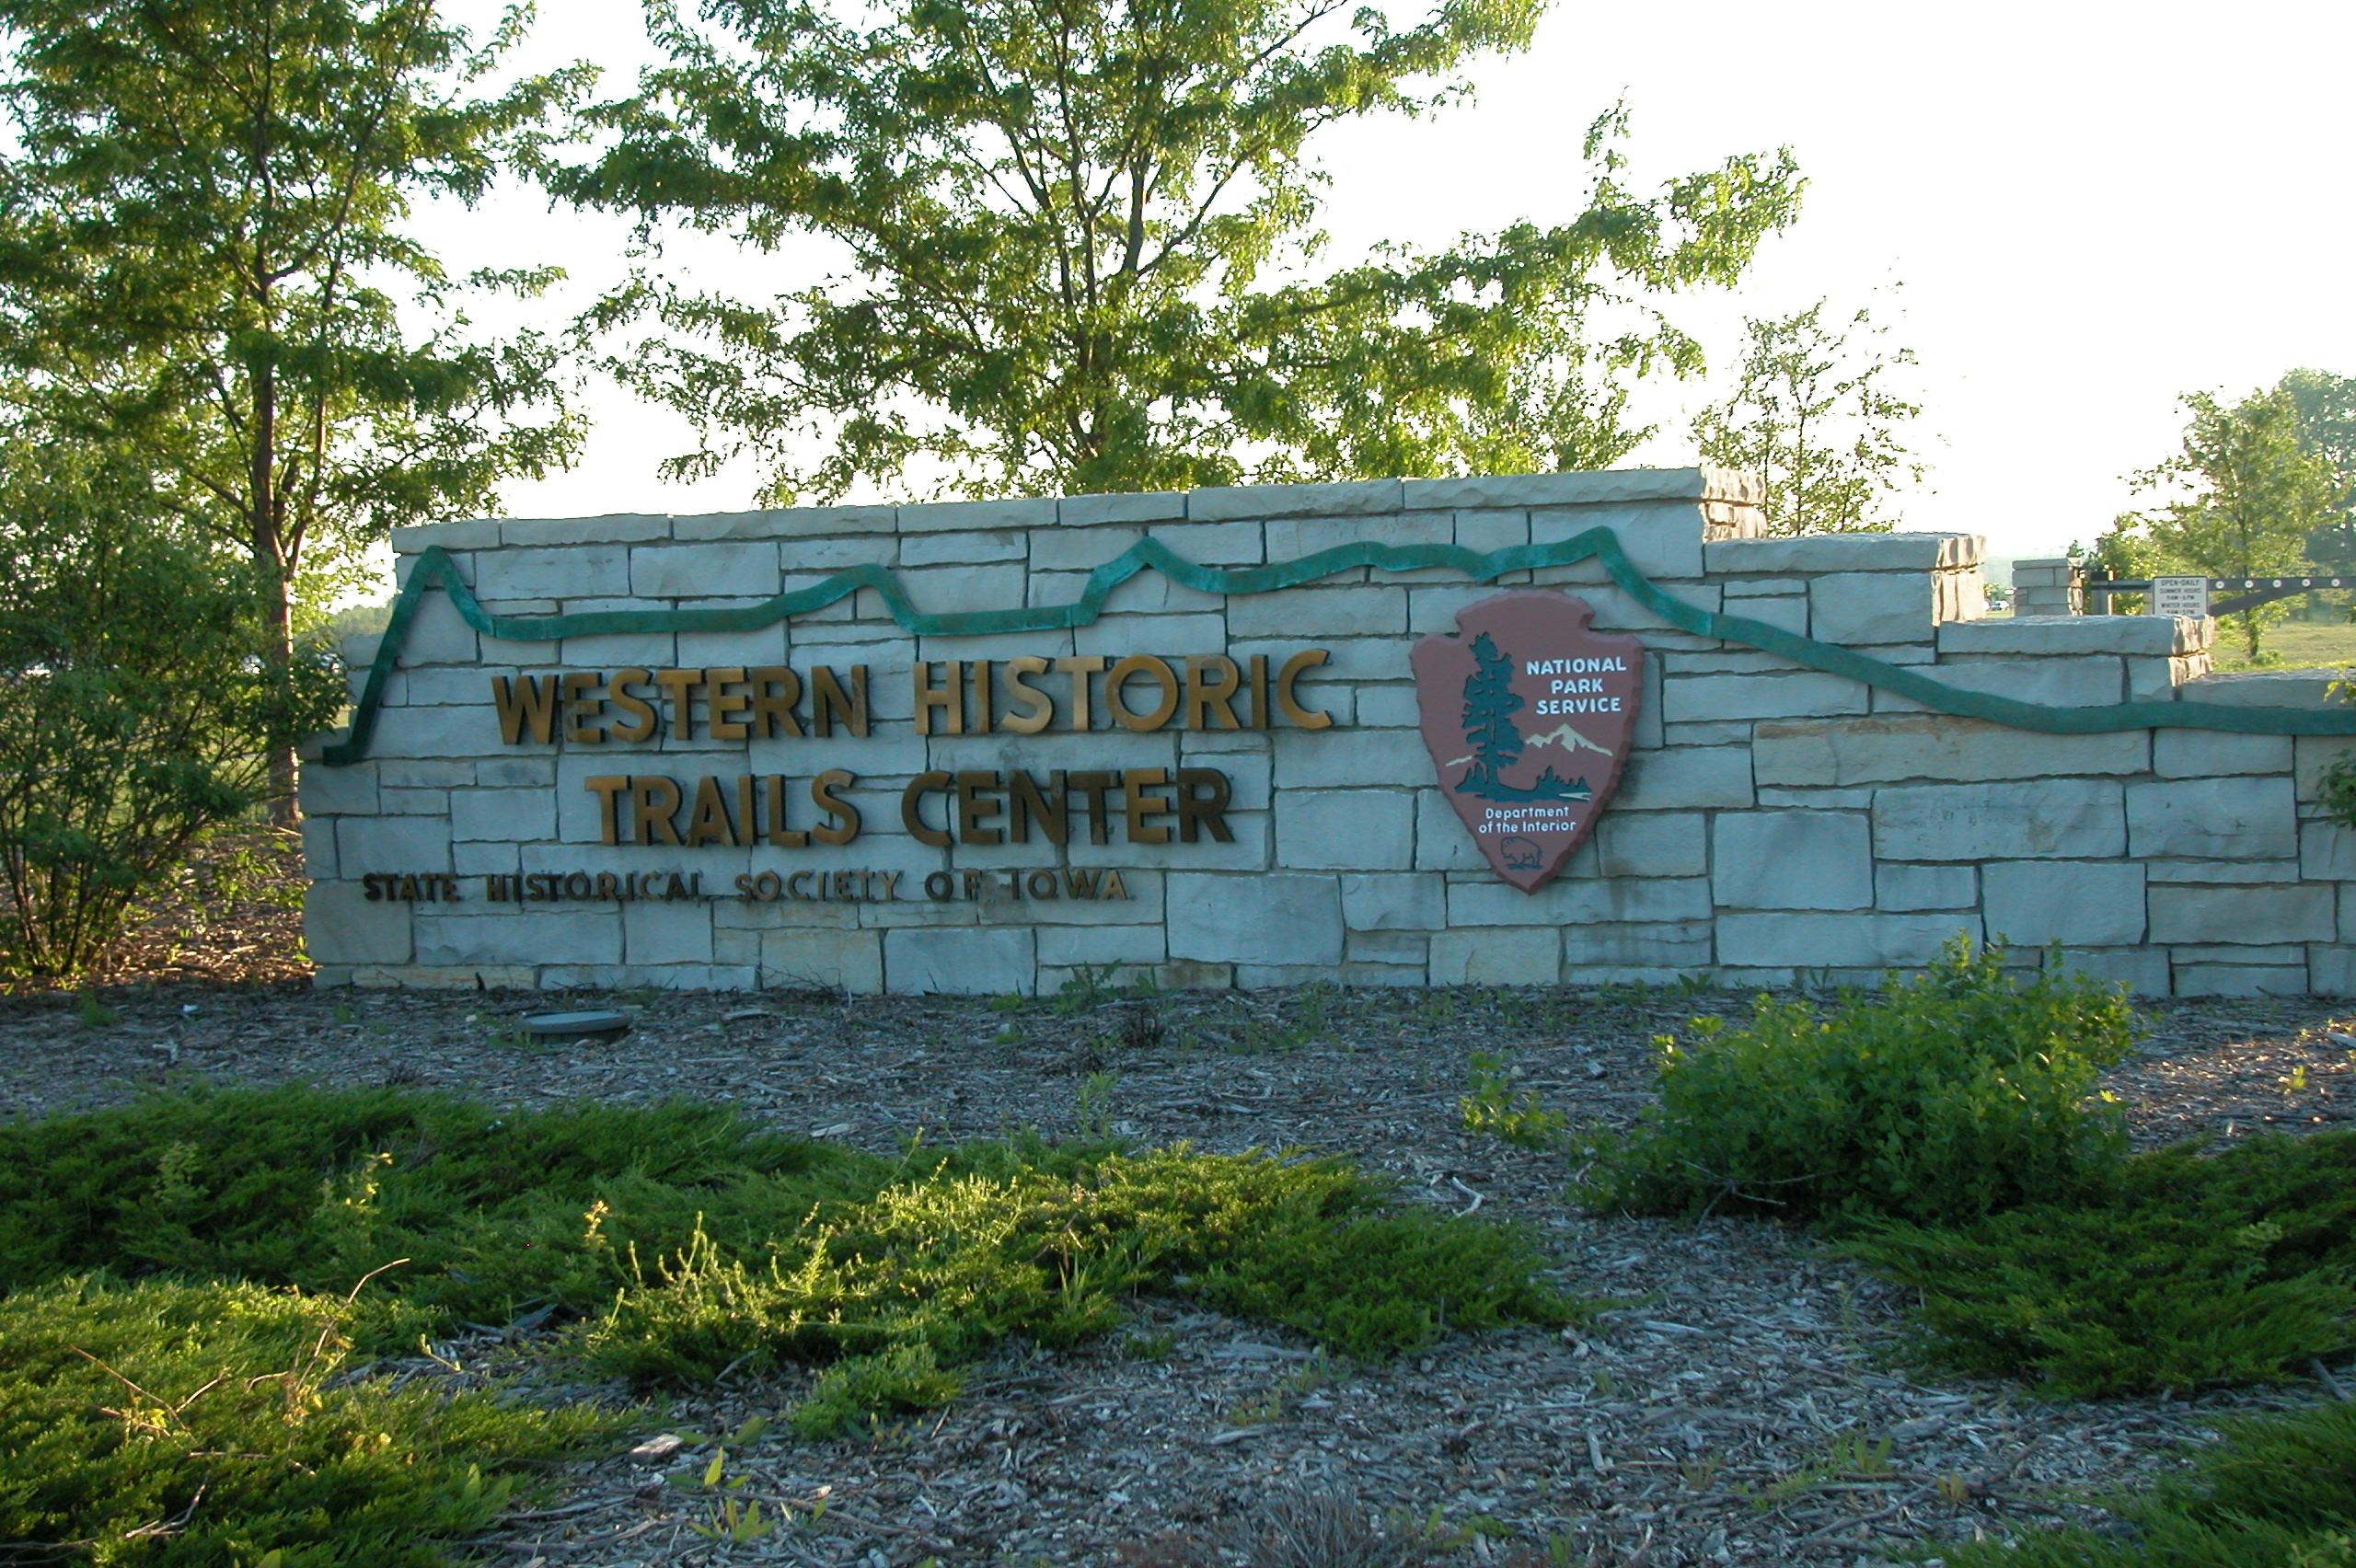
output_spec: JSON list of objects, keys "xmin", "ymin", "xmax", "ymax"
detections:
[{"xmin": 1521, "ymin": 721, "xmax": 1615, "ymax": 758}]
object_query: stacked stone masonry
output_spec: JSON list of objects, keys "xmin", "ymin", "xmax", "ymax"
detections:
[{"xmin": 303, "ymin": 467, "xmax": 2356, "ymax": 997}]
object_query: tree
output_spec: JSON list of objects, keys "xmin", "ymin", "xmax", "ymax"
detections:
[
  {"xmin": 2282, "ymin": 368, "xmax": 2356, "ymax": 569},
  {"xmin": 2108, "ymin": 386, "xmax": 2338, "ymax": 662},
  {"xmin": 0, "ymin": 0, "xmax": 587, "ymax": 822},
  {"xmin": 1458, "ymin": 632, "xmax": 1522, "ymax": 795},
  {"xmin": 1691, "ymin": 297, "xmax": 1924, "ymax": 536},
  {"xmin": 554, "ymin": 0, "xmax": 1803, "ymax": 502},
  {"xmin": 0, "ymin": 433, "xmax": 342, "ymax": 975}
]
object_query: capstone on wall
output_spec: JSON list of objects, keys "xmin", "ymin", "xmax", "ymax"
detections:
[{"xmin": 300, "ymin": 468, "xmax": 2356, "ymax": 998}]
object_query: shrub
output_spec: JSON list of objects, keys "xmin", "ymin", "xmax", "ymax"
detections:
[
  {"xmin": 0, "ymin": 444, "xmax": 341, "ymax": 975},
  {"xmin": 1938, "ymin": 1398, "xmax": 2356, "ymax": 1567},
  {"xmin": 1840, "ymin": 1131, "xmax": 2356, "ymax": 1397},
  {"xmin": 1579, "ymin": 940, "xmax": 2137, "ymax": 1227},
  {"xmin": 0, "ymin": 1274, "xmax": 611, "ymax": 1565}
]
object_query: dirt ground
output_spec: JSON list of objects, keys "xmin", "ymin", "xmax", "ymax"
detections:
[{"xmin": 6, "ymin": 931, "xmax": 2355, "ymax": 1568}]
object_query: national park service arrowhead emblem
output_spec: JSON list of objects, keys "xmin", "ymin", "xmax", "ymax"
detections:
[{"xmin": 1411, "ymin": 591, "xmax": 1643, "ymax": 894}]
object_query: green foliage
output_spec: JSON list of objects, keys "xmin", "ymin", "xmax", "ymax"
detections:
[
  {"xmin": 0, "ymin": 0, "xmax": 586, "ymax": 806},
  {"xmin": 1460, "ymin": 1052, "xmax": 1568, "ymax": 1150},
  {"xmin": 1839, "ymin": 1131, "xmax": 2356, "ymax": 1398},
  {"xmin": 2104, "ymin": 383, "xmax": 2340, "ymax": 661},
  {"xmin": 1937, "ymin": 1399, "xmax": 2356, "ymax": 1567},
  {"xmin": 0, "ymin": 1084, "xmax": 883, "ymax": 1339},
  {"xmin": 0, "ymin": 445, "xmax": 343, "ymax": 974},
  {"xmin": 1579, "ymin": 941, "xmax": 2137, "ymax": 1227},
  {"xmin": 0, "ymin": 1273, "xmax": 611, "ymax": 1566},
  {"xmin": 4, "ymin": 1087, "xmax": 1581, "ymax": 1445},
  {"xmin": 2285, "ymin": 367, "xmax": 2356, "ymax": 569},
  {"xmin": 557, "ymin": 0, "xmax": 1801, "ymax": 502},
  {"xmin": 1692, "ymin": 296, "xmax": 1925, "ymax": 536}
]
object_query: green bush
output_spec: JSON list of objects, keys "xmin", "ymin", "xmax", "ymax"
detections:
[
  {"xmin": 1840, "ymin": 1131, "xmax": 2356, "ymax": 1397},
  {"xmin": 1938, "ymin": 1398, "xmax": 2356, "ymax": 1567},
  {"xmin": 0, "ymin": 443, "xmax": 342, "ymax": 974},
  {"xmin": 0, "ymin": 1274, "xmax": 611, "ymax": 1566},
  {"xmin": 1579, "ymin": 941, "xmax": 2137, "ymax": 1227}
]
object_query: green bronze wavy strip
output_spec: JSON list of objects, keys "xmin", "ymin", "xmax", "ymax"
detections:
[{"xmin": 316, "ymin": 530, "xmax": 2356, "ymax": 766}]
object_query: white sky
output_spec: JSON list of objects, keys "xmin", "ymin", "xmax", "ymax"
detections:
[{"xmin": 420, "ymin": 0, "xmax": 2356, "ymax": 566}]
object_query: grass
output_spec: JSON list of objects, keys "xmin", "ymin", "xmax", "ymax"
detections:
[
  {"xmin": 0, "ymin": 1084, "xmax": 1587, "ymax": 1555},
  {"xmin": 2210, "ymin": 614, "xmax": 2356, "ymax": 672}
]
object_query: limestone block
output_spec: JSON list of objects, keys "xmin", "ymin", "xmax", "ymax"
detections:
[
  {"xmin": 449, "ymin": 789, "xmax": 555, "ymax": 843},
  {"xmin": 454, "ymin": 842, "xmax": 519, "ymax": 877},
  {"xmin": 1226, "ymin": 585, "xmax": 1406, "ymax": 639},
  {"xmin": 379, "ymin": 760, "xmax": 471, "ymax": 788},
  {"xmin": 2147, "ymin": 859, "xmax": 2303, "ymax": 884},
  {"xmin": 1937, "ymin": 616, "xmax": 2203, "ymax": 658},
  {"xmin": 1453, "ymin": 510, "xmax": 1529, "ymax": 555},
  {"xmin": 1713, "ymin": 813, "xmax": 1873, "ymax": 910},
  {"xmin": 379, "ymin": 788, "xmax": 448, "ymax": 815},
  {"xmin": 1662, "ymin": 670, "xmax": 1867, "ymax": 724},
  {"xmin": 624, "ymin": 900, "xmax": 716, "ymax": 965},
  {"xmin": 1716, "ymin": 911, "xmax": 1978, "ymax": 968},
  {"xmin": 1877, "ymin": 655, "xmax": 2126, "ymax": 712},
  {"xmin": 1091, "ymin": 571, "xmax": 1225, "ymax": 616},
  {"xmin": 1562, "ymin": 922, "xmax": 1714, "ymax": 969},
  {"xmin": 2309, "ymin": 946, "xmax": 2356, "ymax": 996},
  {"xmin": 675, "ymin": 504, "xmax": 895, "ymax": 541},
  {"xmin": 401, "ymin": 594, "xmax": 479, "ymax": 665},
  {"xmin": 1188, "ymin": 479, "xmax": 1403, "ymax": 522},
  {"xmin": 1529, "ymin": 503, "xmax": 1704, "ymax": 580},
  {"xmin": 541, "ymin": 963, "xmax": 756, "ymax": 990},
  {"xmin": 1347, "ymin": 928, "xmax": 1429, "ymax": 963},
  {"xmin": 2174, "ymin": 963, "xmax": 2310, "ymax": 998},
  {"xmin": 304, "ymin": 882, "xmax": 413, "ymax": 964},
  {"xmin": 899, "ymin": 530, "xmax": 1027, "ymax": 566},
  {"xmin": 473, "ymin": 544, "xmax": 629, "ymax": 601},
  {"xmin": 1613, "ymin": 746, "xmax": 1755, "ymax": 811},
  {"xmin": 2128, "ymin": 654, "xmax": 2210, "ymax": 700},
  {"xmin": 899, "ymin": 497, "xmax": 1057, "ymax": 533},
  {"xmin": 1341, "ymin": 872, "xmax": 1445, "ymax": 932},
  {"xmin": 629, "ymin": 541, "xmax": 780, "ymax": 599},
  {"xmin": 1038, "ymin": 925, "xmax": 1167, "ymax": 967},
  {"xmin": 2151, "ymin": 730, "xmax": 2295, "ymax": 778},
  {"xmin": 300, "ymin": 762, "xmax": 378, "ymax": 816},
  {"xmin": 1428, "ymin": 927, "xmax": 1561, "ymax": 986},
  {"xmin": 1981, "ymin": 861, "xmax": 2146, "ymax": 947},
  {"xmin": 1167, "ymin": 872, "xmax": 1343, "ymax": 964},
  {"xmin": 2179, "ymin": 670, "xmax": 2340, "ymax": 709},
  {"xmin": 1415, "ymin": 790, "xmax": 1489, "ymax": 870},
  {"xmin": 1705, "ymin": 533, "xmax": 1958, "ymax": 575},
  {"xmin": 1596, "ymin": 812, "xmax": 1706, "ymax": 877},
  {"xmin": 1353, "ymin": 686, "xmax": 1422, "ymax": 729},
  {"xmin": 1076, "ymin": 611, "xmax": 1227, "ymax": 658},
  {"xmin": 1446, "ymin": 875, "xmax": 1709, "ymax": 927},
  {"xmin": 1811, "ymin": 572, "xmax": 1934, "ymax": 647},
  {"xmin": 336, "ymin": 815, "xmax": 451, "ymax": 873},
  {"xmin": 1342, "ymin": 961, "xmax": 1426, "ymax": 987},
  {"xmin": 895, "ymin": 563, "xmax": 1029, "ymax": 618},
  {"xmin": 2126, "ymin": 776, "xmax": 2297, "ymax": 860},
  {"xmin": 1877, "ymin": 862, "xmax": 1976, "ymax": 912},
  {"xmin": 1146, "ymin": 521, "xmax": 1265, "ymax": 564},
  {"xmin": 413, "ymin": 909, "xmax": 621, "ymax": 965},
  {"xmin": 755, "ymin": 928, "xmax": 883, "ymax": 992},
  {"xmin": 1265, "ymin": 512, "xmax": 1451, "ymax": 560},
  {"xmin": 1875, "ymin": 779, "xmax": 2125, "ymax": 861},
  {"xmin": 504, "ymin": 514, "xmax": 674, "ymax": 548},
  {"xmin": 2304, "ymin": 820, "xmax": 2356, "ymax": 881},
  {"xmin": 1721, "ymin": 594, "xmax": 1807, "ymax": 638},
  {"xmin": 1228, "ymin": 637, "xmax": 1400, "ymax": 684},
  {"xmin": 2050, "ymin": 948, "xmax": 2171, "ymax": 996},
  {"xmin": 677, "ymin": 614, "xmax": 788, "ymax": 669},
  {"xmin": 393, "ymin": 518, "xmax": 503, "ymax": 553},
  {"xmin": 1272, "ymin": 730, "xmax": 1433, "ymax": 790},
  {"xmin": 880, "ymin": 926, "xmax": 1035, "ymax": 993},
  {"xmin": 1276, "ymin": 790, "xmax": 1415, "ymax": 870},
  {"xmin": 1178, "ymin": 747, "xmax": 1269, "ymax": 811},
  {"xmin": 2148, "ymin": 882, "xmax": 2333, "ymax": 945},
  {"xmin": 1754, "ymin": 714, "xmax": 2147, "ymax": 787},
  {"xmin": 1058, "ymin": 491, "xmax": 1189, "ymax": 525},
  {"xmin": 2296, "ymin": 736, "xmax": 2356, "ymax": 801}
]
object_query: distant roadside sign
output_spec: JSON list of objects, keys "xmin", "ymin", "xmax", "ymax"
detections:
[{"xmin": 2150, "ymin": 576, "xmax": 2210, "ymax": 618}]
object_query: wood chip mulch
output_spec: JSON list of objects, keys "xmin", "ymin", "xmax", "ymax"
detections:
[{"xmin": 5, "ymin": 905, "xmax": 2354, "ymax": 1566}]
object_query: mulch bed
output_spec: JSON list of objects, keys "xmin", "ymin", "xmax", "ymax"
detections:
[{"xmin": 4, "ymin": 859, "xmax": 2354, "ymax": 1566}]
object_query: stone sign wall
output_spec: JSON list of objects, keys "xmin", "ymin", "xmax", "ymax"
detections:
[{"xmin": 301, "ymin": 467, "xmax": 2356, "ymax": 997}]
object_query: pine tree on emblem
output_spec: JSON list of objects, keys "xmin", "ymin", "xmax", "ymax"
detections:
[{"xmin": 1459, "ymin": 633, "xmax": 1525, "ymax": 798}]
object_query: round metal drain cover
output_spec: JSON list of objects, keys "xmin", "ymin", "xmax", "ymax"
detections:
[{"xmin": 520, "ymin": 1009, "xmax": 631, "ymax": 1040}]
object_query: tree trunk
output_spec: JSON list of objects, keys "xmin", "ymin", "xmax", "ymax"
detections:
[{"xmin": 264, "ymin": 570, "xmax": 300, "ymax": 828}]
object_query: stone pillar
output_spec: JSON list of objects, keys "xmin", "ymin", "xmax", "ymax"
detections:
[{"xmin": 2012, "ymin": 558, "xmax": 2083, "ymax": 617}]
